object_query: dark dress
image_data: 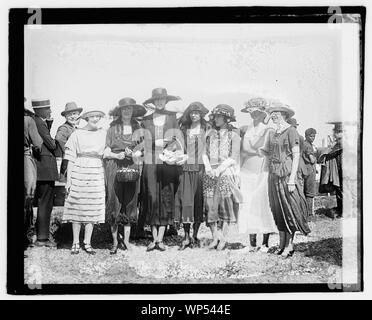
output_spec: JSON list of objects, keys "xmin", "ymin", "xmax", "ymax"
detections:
[
  {"xmin": 139, "ymin": 111, "xmax": 181, "ymax": 226},
  {"xmin": 174, "ymin": 125, "xmax": 206, "ymax": 224},
  {"xmin": 104, "ymin": 123, "xmax": 142, "ymax": 227},
  {"xmin": 263, "ymin": 126, "xmax": 310, "ymax": 235}
]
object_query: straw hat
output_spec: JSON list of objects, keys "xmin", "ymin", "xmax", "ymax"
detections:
[
  {"xmin": 209, "ymin": 104, "xmax": 236, "ymax": 122},
  {"xmin": 266, "ymin": 100, "xmax": 295, "ymax": 118}
]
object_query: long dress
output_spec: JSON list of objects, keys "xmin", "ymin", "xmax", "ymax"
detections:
[
  {"xmin": 203, "ymin": 126, "xmax": 243, "ymax": 224},
  {"xmin": 238, "ymin": 123, "xmax": 277, "ymax": 234},
  {"xmin": 263, "ymin": 126, "xmax": 310, "ymax": 235},
  {"xmin": 62, "ymin": 128, "xmax": 106, "ymax": 224},
  {"xmin": 174, "ymin": 125, "xmax": 205, "ymax": 224},
  {"xmin": 139, "ymin": 111, "xmax": 181, "ymax": 226},
  {"xmin": 104, "ymin": 123, "xmax": 141, "ymax": 226}
]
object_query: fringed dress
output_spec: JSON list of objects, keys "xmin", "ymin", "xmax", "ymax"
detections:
[
  {"xmin": 62, "ymin": 128, "xmax": 106, "ymax": 224},
  {"xmin": 203, "ymin": 126, "xmax": 243, "ymax": 224},
  {"xmin": 262, "ymin": 126, "xmax": 310, "ymax": 235}
]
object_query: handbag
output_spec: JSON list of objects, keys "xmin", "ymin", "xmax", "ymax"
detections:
[{"xmin": 116, "ymin": 166, "xmax": 140, "ymax": 182}]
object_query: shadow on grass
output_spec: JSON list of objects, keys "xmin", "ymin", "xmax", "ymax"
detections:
[{"xmin": 294, "ymin": 237, "xmax": 342, "ymax": 267}]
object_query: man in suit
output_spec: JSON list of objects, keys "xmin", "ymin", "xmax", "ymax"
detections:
[
  {"xmin": 32, "ymin": 99, "xmax": 60, "ymax": 247},
  {"xmin": 24, "ymin": 98, "xmax": 43, "ymax": 250}
]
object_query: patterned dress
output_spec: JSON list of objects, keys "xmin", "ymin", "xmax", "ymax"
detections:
[
  {"xmin": 203, "ymin": 126, "xmax": 242, "ymax": 223},
  {"xmin": 263, "ymin": 126, "xmax": 310, "ymax": 235},
  {"xmin": 238, "ymin": 123, "xmax": 277, "ymax": 234},
  {"xmin": 104, "ymin": 123, "xmax": 141, "ymax": 227},
  {"xmin": 62, "ymin": 128, "xmax": 106, "ymax": 224}
]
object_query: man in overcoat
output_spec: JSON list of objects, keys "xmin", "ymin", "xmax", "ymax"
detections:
[{"xmin": 32, "ymin": 99, "xmax": 60, "ymax": 247}]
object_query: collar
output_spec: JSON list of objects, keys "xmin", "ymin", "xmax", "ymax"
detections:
[{"xmin": 276, "ymin": 122, "xmax": 291, "ymax": 133}]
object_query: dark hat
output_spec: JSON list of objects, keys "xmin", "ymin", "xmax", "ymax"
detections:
[
  {"xmin": 241, "ymin": 97, "xmax": 269, "ymax": 113},
  {"xmin": 109, "ymin": 106, "xmax": 121, "ymax": 117},
  {"xmin": 61, "ymin": 101, "xmax": 83, "ymax": 116},
  {"xmin": 266, "ymin": 100, "xmax": 295, "ymax": 118},
  {"xmin": 179, "ymin": 101, "xmax": 209, "ymax": 124},
  {"xmin": 287, "ymin": 117, "xmax": 299, "ymax": 127},
  {"xmin": 117, "ymin": 97, "xmax": 147, "ymax": 118},
  {"xmin": 143, "ymin": 87, "xmax": 181, "ymax": 106},
  {"xmin": 32, "ymin": 99, "xmax": 51, "ymax": 109},
  {"xmin": 327, "ymin": 121, "xmax": 343, "ymax": 133},
  {"xmin": 210, "ymin": 104, "xmax": 236, "ymax": 122},
  {"xmin": 305, "ymin": 128, "xmax": 317, "ymax": 136}
]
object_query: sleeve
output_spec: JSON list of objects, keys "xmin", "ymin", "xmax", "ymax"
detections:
[
  {"xmin": 288, "ymin": 127, "xmax": 300, "ymax": 150},
  {"xmin": 302, "ymin": 140, "xmax": 315, "ymax": 163},
  {"xmin": 55, "ymin": 125, "xmax": 69, "ymax": 151},
  {"xmin": 64, "ymin": 131, "xmax": 78, "ymax": 163},
  {"xmin": 217, "ymin": 130, "xmax": 241, "ymax": 173},
  {"xmin": 36, "ymin": 119, "xmax": 57, "ymax": 151},
  {"xmin": 105, "ymin": 127, "xmax": 113, "ymax": 148},
  {"xmin": 28, "ymin": 117, "xmax": 43, "ymax": 150},
  {"xmin": 259, "ymin": 129, "xmax": 272, "ymax": 156}
]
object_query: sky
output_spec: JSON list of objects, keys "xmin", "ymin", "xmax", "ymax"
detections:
[{"xmin": 24, "ymin": 24, "xmax": 360, "ymax": 146}]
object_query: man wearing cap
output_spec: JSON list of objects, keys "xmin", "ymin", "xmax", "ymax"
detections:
[
  {"xmin": 24, "ymin": 98, "xmax": 43, "ymax": 250},
  {"xmin": 55, "ymin": 102, "xmax": 83, "ymax": 182},
  {"xmin": 302, "ymin": 128, "xmax": 318, "ymax": 215},
  {"xmin": 32, "ymin": 99, "xmax": 59, "ymax": 247}
]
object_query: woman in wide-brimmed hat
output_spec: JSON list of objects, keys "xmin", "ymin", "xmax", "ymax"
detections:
[
  {"xmin": 238, "ymin": 97, "xmax": 277, "ymax": 253},
  {"xmin": 202, "ymin": 104, "xmax": 243, "ymax": 251},
  {"xmin": 174, "ymin": 102, "xmax": 209, "ymax": 250},
  {"xmin": 260, "ymin": 100, "xmax": 310, "ymax": 258},
  {"xmin": 103, "ymin": 98, "xmax": 146, "ymax": 254},
  {"xmin": 62, "ymin": 108, "xmax": 106, "ymax": 255},
  {"xmin": 139, "ymin": 87, "xmax": 182, "ymax": 252}
]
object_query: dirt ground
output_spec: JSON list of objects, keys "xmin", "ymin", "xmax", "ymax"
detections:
[{"xmin": 24, "ymin": 196, "xmax": 348, "ymax": 285}]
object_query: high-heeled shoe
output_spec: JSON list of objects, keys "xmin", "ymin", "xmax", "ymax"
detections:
[
  {"xmin": 156, "ymin": 242, "xmax": 166, "ymax": 251},
  {"xmin": 282, "ymin": 249, "xmax": 295, "ymax": 258},
  {"xmin": 216, "ymin": 240, "xmax": 227, "ymax": 251},
  {"xmin": 179, "ymin": 240, "xmax": 191, "ymax": 251},
  {"xmin": 110, "ymin": 244, "xmax": 118, "ymax": 255},
  {"xmin": 207, "ymin": 240, "xmax": 219, "ymax": 250},
  {"xmin": 275, "ymin": 248, "xmax": 285, "ymax": 255},
  {"xmin": 146, "ymin": 242, "xmax": 156, "ymax": 252},
  {"xmin": 82, "ymin": 243, "xmax": 96, "ymax": 255}
]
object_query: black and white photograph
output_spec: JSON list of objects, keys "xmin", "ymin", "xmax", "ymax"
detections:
[{"xmin": 5, "ymin": 4, "xmax": 366, "ymax": 297}]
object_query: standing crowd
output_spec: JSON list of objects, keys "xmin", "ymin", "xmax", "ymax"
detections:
[{"xmin": 24, "ymin": 88, "xmax": 344, "ymax": 258}]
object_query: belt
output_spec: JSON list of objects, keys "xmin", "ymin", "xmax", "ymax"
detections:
[{"xmin": 77, "ymin": 152, "xmax": 103, "ymax": 159}]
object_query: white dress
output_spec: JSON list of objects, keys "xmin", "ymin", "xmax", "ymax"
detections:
[
  {"xmin": 62, "ymin": 128, "xmax": 106, "ymax": 224},
  {"xmin": 238, "ymin": 123, "xmax": 277, "ymax": 234}
]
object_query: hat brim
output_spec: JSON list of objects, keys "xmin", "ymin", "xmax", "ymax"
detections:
[
  {"xmin": 80, "ymin": 111, "xmax": 105, "ymax": 119},
  {"xmin": 241, "ymin": 107, "xmax": 266, "ymax": 114},
  {"xmin": 209, "ymin": 113, "xmax": 236, "ymax": 122},
  {"xmin": 117, "ymin": 104, "xmax": 147, "ymax": 118},
  {"xmin": 266, "ymin": 106, "xmax": 295, "ymax": 118},
  {"xmin": 61, "ymin": 108, "xmax": 83, "ymax": 117},
  {"xmin": 143, "ymin": 95, "xmax": 181, "ymax": 106}
]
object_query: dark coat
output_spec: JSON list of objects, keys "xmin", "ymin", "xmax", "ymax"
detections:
[
  {"xmin": 34, "ymin": 116, "xmax": 59, "ymax": 181},
  {"xmin": 55, "ymin": 121, "xmax": 76, "ymax": 154}
]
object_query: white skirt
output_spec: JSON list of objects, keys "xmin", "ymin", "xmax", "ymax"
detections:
[
  {"xmin": 62, "ymin": 157, "xmax": 105, "ymax": 224},
  {"xmin": 238, "ymin": 169, "xmax": 277, "ymax": 234}
]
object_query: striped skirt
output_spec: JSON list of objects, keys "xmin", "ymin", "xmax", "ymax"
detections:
[{"xmin": 62, "ymin": 157, "xmax": 105, "ymax": 224}]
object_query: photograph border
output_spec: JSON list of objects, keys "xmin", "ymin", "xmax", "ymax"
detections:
[{"xmin": 8, "ymin": 6, "xmax": 365, "ymax": 295}]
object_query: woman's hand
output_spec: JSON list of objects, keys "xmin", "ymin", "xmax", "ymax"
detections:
[
  {"xmin": 213, "ymin": 167, "xmax": 221, "ymax": 177},
  {"xmin": 205, "ymin": 167, "xmax": 214, "ymax": 177},
  {"xmin": 287, "ymin": 181, "xmax": 296, "ymax": 193},
  {"xmin": 116, "ymin": 152, "xmax": 126, "ymax": 160},
  {"xmin": 65, "ymin": 179, "xmax": 71, "ymax": 195},
  {"xmin": 125, "ymin": 147, "xmax": 133, "ymax": 157},
  {"xmin": 155, "ymin": 139, "xmax": 165, "ymax": 148},
  {"xmin": 132, "ymin": 150, "xmax": 142, "ymax": 158}
]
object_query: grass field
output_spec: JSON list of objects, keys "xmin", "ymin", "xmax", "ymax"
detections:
[{"xmin": 24, "ymin": 195, "xmax": 348, "ymax": 285}]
